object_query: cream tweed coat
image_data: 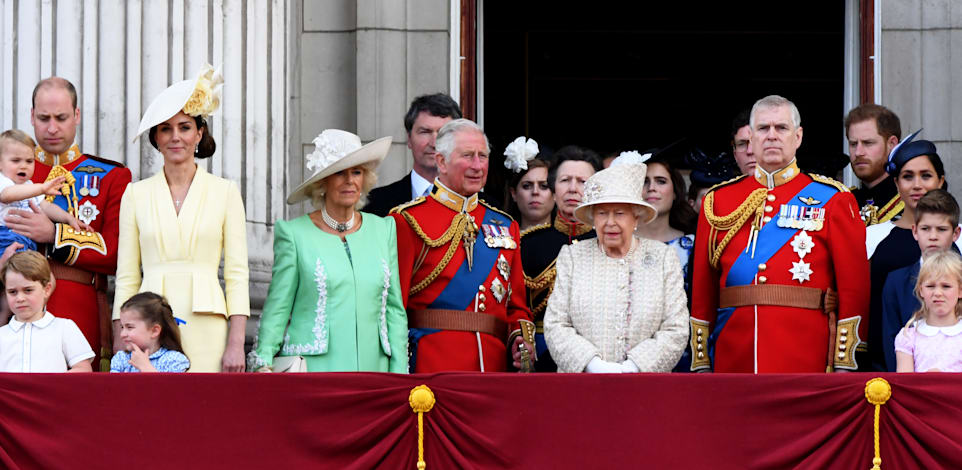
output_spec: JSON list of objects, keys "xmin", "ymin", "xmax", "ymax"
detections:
[{"xmin": 544, "ymin": 236, "xmax": 689, "ymax": 372}]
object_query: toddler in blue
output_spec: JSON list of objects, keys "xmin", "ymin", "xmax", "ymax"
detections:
[{"xmin": 110, "ymin": 292, "xmax": 190, "ymax": 373}]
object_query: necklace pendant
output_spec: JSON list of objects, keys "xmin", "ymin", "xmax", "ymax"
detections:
[{"xmin": 336, "ymin": 222, "xmax": 348, "ymax": 232}]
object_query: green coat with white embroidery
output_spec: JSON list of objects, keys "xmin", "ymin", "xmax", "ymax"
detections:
[{"xmin": 248, "ymin": 213, "xmax": 408, "ymax": 373}]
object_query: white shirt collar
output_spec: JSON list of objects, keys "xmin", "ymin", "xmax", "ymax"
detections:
[
  {"xmin": 916, "ymin": 318, "xmax": 962, "ymax": 337},
  {"xmin": 410, "ymin": 170, "xmax": 433, "ymax": 200},
  {"xmin": 8, "ymin": 311, "xmax": 55, "ymax": 332}
]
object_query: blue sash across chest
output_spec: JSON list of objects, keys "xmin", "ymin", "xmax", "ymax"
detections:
[
  {"xmin": 725, "ymin": 181, "xmax": 835, "ymax": 287},
  {"xmin": 429, "ymin": 206, "xmax": 508, "ymax": 309}
]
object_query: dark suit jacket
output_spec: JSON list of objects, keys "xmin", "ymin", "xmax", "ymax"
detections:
[
  {"xmin": 363, "ymin": 173, "xmax": 413, "ymax": 217},
  {"xmin": 881, "ymin": 261, "xmax": 920, "ymax": 372}
]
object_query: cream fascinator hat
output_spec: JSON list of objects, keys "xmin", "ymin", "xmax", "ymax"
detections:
[
  {"xmin": 573, "ymin": 151, "xmax": 657, "ymax": 226},
  {"xmin": 133, "ymin": 64, "xmax": 223, "ymax": 142},
  {"xmin": 286, "ymin": 130, "xmax": 392, "ymax": 204}
]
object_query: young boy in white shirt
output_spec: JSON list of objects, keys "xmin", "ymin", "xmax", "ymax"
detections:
[{"xmin": 0, "ymin": 250, "xmax": 93, "ymax": 372}]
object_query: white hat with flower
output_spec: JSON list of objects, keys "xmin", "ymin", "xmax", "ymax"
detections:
[
  {"xmin": 503, "ymin": 136, "xmax": 539, "ymax": 173},
  {"xmin": 133, "ymin": 63, "xmax": 224, "ymax": 142},
  {"xmin": 286, "ymin": 129, "xmax": 392, "ymax": 204},
  {"xmin": 573, "ymin": 159, "xmax": 657, "ymax": 226}
]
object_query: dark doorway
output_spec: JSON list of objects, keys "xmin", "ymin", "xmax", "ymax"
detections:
[{"xmin": 483, "ymin": 1, "xmax": 846, "ymax": 198}]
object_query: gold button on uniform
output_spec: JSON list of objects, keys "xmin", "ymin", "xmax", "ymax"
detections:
[
  {"xmin": 697, "ymin": 352, "xmax": 705, "ymax": 359},
  {"xmin": 840, "ymin": 328, "xmax": 848, "ymax": 335},
  {"xmin": 767, "ymin": 194, "xmax": 776, "ymax": 202},
  {"xmin": 758, "ymin": 263, "xmax": 767, "ymax": 271},
  {"xmin": 758, "ymin": 276, "xmax": 767, "ymax": 284},
  {"xmin": 764, "ymin": 205, "xmax": 773, "ymax": 213},
  {"xmin": 479, "ymin": 304, "xmax": 486, "ymax": 311},
  {"xmin": 763, "ymin": 216, "xmax": 772, "ymax": 223}
]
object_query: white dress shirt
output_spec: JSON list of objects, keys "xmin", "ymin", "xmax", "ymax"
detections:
[{"xmin": 410, "ymin": 170, "xmax": 433, "ymax": 200}]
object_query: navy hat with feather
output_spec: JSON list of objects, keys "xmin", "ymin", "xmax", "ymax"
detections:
[
  {"xmin": 686, "ymin": 148, "xmax": 738, "ymax": 188},
  {"xmin": 885, "ymin": 129, "xmax": 938, "ymax": 176}
]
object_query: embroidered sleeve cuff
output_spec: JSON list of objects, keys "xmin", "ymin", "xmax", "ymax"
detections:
[
  {"xmin": 833, "ymin": 316, "xmax": 862, "ymax": 370},
  {"xmin": 689, "ymin": 318, "xmax": 712, "ymax": 371}
]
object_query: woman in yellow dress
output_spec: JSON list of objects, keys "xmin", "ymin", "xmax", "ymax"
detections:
[{"xmin": 113, "ymin": 65, "xmax": 249, "ymax": 372}]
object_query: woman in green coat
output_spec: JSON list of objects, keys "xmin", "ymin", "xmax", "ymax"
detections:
[{"xmin": 247, "ymin": 129, "xmax": 407, "ymax": 373}]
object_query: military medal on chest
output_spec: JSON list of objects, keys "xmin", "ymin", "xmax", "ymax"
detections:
[
  {"xmin": 788, "ymin": 230, "xmax": 815, "ymax": 284},
  {"xmin": 482, "ymin": 220, "xmax": 517, "ymax": 250},
  {"xmin": 775, "ymin": 194, "xmax": 826, "ymax": 232},
  {"xmin": 77, "ymin": 200, "xmax": 100, "ymax": 225}
]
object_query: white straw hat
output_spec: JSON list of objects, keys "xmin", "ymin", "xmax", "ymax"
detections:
[
  {"xmin": 286, "ymin": 129, "xmax": 392, "ymax": 204},
  {"xmin": 133, "ymin": 64, "xmax": 223, "ymax": 142},
  {"xmin": 573, "ymin": 162, "xmax": 657, "ymax": 226}
]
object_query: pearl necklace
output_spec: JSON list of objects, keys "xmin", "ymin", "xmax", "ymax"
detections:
[{"xmin": 322, "ymin": 206, "xmax": 355, "ymax": 232}]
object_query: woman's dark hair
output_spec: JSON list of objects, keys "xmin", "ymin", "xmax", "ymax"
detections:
[
  {"xmin": 148, "ymin": 115, "xmax": 217, "ymax": 159},
  {"xmin": 503, "ymin": 158, "xmax": 551, "ymax": 219},
  {"xmin": 648, "ymin": 159, "xmax": 698, "ymax": 234},
  {"xmin": 121, "ymin": 292, "xmax": 188, "ymax": 357},
  {"xmin": 547, "ymin": 145, "xmax": 602, "ymax": 191}
]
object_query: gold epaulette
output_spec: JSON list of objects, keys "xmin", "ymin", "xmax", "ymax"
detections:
[
  {"xmin": 388, "ymin": 196, "xmax": 426, "ymax": 215},
  {"xmin": 707, "ymin": 174, "xmax": 747, "ymax": 193},
  {"xmin": 480, "ymin": 200, "xmax": 514, "ymax": 221},
  {"xmin": 808, "ymin": 174, "xmax": 849, "ymax": 193},
  {"xmin": 520, "ymin": 222, "xmax": 550, "ymax": 239}
]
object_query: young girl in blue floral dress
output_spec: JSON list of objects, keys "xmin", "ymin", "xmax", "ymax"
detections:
[{"xmin": 110, "ymin": 292, "xmax": 190, "ymax": 373}]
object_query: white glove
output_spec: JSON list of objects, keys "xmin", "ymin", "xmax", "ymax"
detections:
[
  {"xmin": 620, "ymin": 359, "xmax": 640, "ymax": 373},
  {"xmin": 585, "ymin": 356, "xmax": 623, "ymax": 373}
]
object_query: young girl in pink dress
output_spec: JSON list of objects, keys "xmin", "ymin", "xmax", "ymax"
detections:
[{"xmin": 896, "ymin": 250, "xmax": 962, "ymax": 372}]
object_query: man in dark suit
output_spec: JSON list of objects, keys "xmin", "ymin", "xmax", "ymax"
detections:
[{"xmin": 363, "ymin": 93, "xmax": 462, "ymax": 216}]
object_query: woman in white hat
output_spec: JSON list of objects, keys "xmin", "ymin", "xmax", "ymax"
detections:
[
  {"xmin": 247, "ymin": 129, "xmax": 407, "ymax": 373},
  {"xmin": 543, "ymin": 161, "xmax": 688, "ymax": 373},
  {"xmin": 114, "ymin": 64, "xmax": 250, "ymax": 372}
]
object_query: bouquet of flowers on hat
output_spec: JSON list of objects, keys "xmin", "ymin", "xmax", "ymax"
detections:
[
  {"xmin": 503, "ymin": 136, "xmax": 539, "ymax": 173},
  {"xmin": 182, "ymin": 64, "xmax": 223, "ymax": 118},
  {"xmin": 306, "ymin": 130, "xmax": 361, "ymax": 173},
  {"xmin": 611, "ymin": 150, "xmax": 651, "ymax": 167}
]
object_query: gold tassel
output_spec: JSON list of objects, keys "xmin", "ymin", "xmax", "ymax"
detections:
[
  {"xmin": 864, "ymin": 378, "xmax": 892, "ymax": 470},
  {"xmin": 409, "ymin": 385, "xmax": 436, "ymax": 470}
]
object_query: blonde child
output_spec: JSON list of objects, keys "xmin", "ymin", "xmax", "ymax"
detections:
[
  {"xmin": 895, "ymin": 250, "xmax": 962, "ymax": 372},
  {"xmin": 110, "ymin": 292, "xmax": 190, "ymax": 373},
  {"xmin": 0, "ymin": 251, "xmax": 93, "ymax": 372},
  {"xmin": 0, "ymin": 129, "xmax": 87, "ymax": 252}
]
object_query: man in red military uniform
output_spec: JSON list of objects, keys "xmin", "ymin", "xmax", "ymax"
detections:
[
  {"xmin": 690, "ymin": 95, "xmax": 869, "ymax": 373},
  {"xmin": 392, "ymin": 119, "xmax": 532, "ymax": 372},
  {"xmin": 4, "ymin": 78, "xmax": 131, "ymax": 371}
]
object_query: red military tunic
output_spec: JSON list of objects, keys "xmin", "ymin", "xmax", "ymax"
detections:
[
  {"xmin": 33, "ymin": 145, "xmax": 132, "ymax": 370},
  {"xmin": 391, "ymin": 180, "xmax": 530, "ymax": 372},
  {"xmin": 690, "ymin": 160, "xmax": 869, "ymax": 373}
]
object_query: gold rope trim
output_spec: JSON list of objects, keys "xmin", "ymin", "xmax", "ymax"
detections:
[
  {"xmin": 864, "ymin": 377, "xmax": 892, "ymax": 470},
  {"xmin": 703, "ymin": 188, "xmax": 767, "ymax": 269},
  {"xmin": 524, "ymin": 261, "xmax": 557, "ymax": 290},
  {"xmin": 409, "ymin": 385, "xmax": 436, "ymax": 470},
  {"xmin": 520, "ymin": 222, "xmax": 550, "ymax": 238},
  {"xmin": 401, "ymin": 212, "xmax": 469, "ymax": 295}
]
